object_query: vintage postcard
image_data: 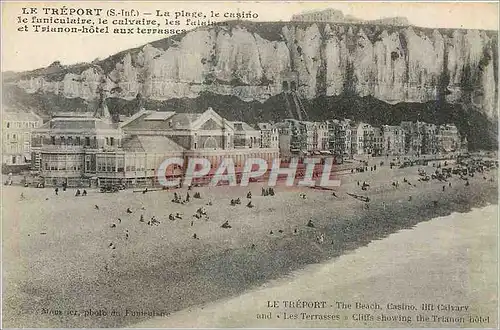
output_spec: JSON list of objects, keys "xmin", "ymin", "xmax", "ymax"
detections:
[{"xmin": 1, "ymin": 0, "xmax": 498, "ymax": 328}]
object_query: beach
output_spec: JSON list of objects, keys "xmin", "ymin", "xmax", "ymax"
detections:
[
  {"xmin": 135, "ymin": 204, "xmax": 499, "ymax": 328},
  {"xmin": 2, "ymin": 162, "xmax": 498, "ymax": 328}
]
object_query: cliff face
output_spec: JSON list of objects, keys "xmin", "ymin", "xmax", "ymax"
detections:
[{"xmin": 9, "ymin": 21, "xmax": 498, "ymax": 120}]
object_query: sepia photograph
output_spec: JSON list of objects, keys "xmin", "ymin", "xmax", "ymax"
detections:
[{"xmin": 1, "ymin": 1, "xmax": 498, "ymax": 328}]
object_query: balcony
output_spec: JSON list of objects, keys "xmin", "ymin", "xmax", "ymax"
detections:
[{"xmin": 41, "ymin": 145, "xmax": 84, "ymax": 153}]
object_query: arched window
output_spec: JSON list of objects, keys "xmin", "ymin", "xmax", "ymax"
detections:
[{"xmin": 204, "ymin": 136, "xmax": 218, "ymax": 149}]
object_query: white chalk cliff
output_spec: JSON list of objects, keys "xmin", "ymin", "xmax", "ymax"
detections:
[{"xmin": 16, "ymin": 22, "xmax": 498, "ymax": 120}]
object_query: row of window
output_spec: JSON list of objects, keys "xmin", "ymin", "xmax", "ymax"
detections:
[
  {"xmin": 5, "ymin": 132, "xmax": 30, "ymax": 140},
  {"xmin": 3, "ymin": 144, "xmax": 30, "ymax": 154},
  {"xmin": 42, "ymin": 154, "xmax": 84, "ymax": 171},
  {"xmin": 44, "ymin": 136, "xmax": 118, "ymax": 147},
  {"xmin": 5, "ymin": 121, "xmax": 39, "ymax": 129}
]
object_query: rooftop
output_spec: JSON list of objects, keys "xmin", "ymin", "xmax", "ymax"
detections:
[
  {"xmin": 39, "ymin": 117, "xmax": 118, "ymax": 130},
  {"xmin": 230, "ymin": 121, "xmax": 258, "ymax": 132},
  {"xmin": 122, "ymin": 135, "xmax": 185, "ymax": 153},
  {"xmin": 2, "ymin": 111, "xmax": 42, "ymax": 122}
]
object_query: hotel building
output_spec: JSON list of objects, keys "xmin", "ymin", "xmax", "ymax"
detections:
[
  {"xmin": 32, "ymin": 106, "xmax": 279, "ymax": 187},
  {"xmin": 2, "ymin": 110, "xmax": 43, "ymax": 172}
]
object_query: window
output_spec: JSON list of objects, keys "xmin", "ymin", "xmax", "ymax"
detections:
[
  {"xmin": 6, "ymin": 122, "xmax": 10, "ymax": 128},
  {"xmin": 12, "ymin": 156, "xmax": 16, "ymax": 164},
  {"xmin": 51, "ymin": 136, "xmax": 56, "ymax": 145},
  {"xmin": 85, "ymin": 137, "xmax": 90, "ymax": 146},
  {"xmin": 110, "ymin": 137, "xmax": 114, "ymax": 146},
  {"xmin": 13, "ymin": 134, "xmax": 16, "ymax": 139},
  {"xmin": 76, "ymin": 136, "xmax": 81, "ymax": 145}
]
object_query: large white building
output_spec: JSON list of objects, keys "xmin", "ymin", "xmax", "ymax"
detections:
[
  {"xmin": 382, "ymin": 125, "xmax": 406, "ymax": 156},
  {"xmin": 32, "ymin": 106, "xmax": 279, "ymax": 187},
  {"xmin": 257, "ymin": 123, "xmax": 279, "ymax": 149},
  {"xmin": 2, "ymin": 111, "xmax": 43, "ymax": 171}
]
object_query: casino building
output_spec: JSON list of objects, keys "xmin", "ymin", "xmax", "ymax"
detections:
[{"xmin": 32, "ymin": 104, "xmax": 279, "ymax": 187}]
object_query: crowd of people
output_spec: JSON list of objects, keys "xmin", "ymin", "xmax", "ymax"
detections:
[{"xmin": 14, "ymin": 154, "xmax": 497, "ymax": 273}]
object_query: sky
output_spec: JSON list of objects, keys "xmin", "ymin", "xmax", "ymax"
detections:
[{"xmin": 1, "ymin": 1, "xmax": 498, "ymax": 72}]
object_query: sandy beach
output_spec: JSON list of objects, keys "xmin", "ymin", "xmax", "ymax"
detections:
[
  {"xmin": 135, "ymin": 204, "xmax": 498, "ymax": 328},
  {"xmin": 2, "ymin": 162, "xmax": 498, "ymax": 328}
]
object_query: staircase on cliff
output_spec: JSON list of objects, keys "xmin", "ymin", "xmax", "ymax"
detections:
[{"xmin": 282, "ymin": 91, "xmax": 309, "ymax": 121}]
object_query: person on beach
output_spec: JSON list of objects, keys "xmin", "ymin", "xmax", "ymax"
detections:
[
  {"xmin": 466, "ymin": 180, "xmax": 470, "ymax": 186},
  {"xmin": 193, "ymin": 233, "xmax": 198, "ymax": 239},
  {"xmin": 75, "ymin": 189, "xmax": 81, "ymax": 197},
  {"xmin": 95, "ymin": 205, "xmax": 99, "ymax": 210},
  {"xmin": 140, "ymin": 214, "xmax": 144, "ymax": 222},
  {"xmin": 221, "ymin": 221, "xmax": 231, "ymax": 229},
  {"xmin": 20, "ymin": 193, "xmax": 25, "ymax": 200},
  {"xmin": 55, "ymin": 188, "xmax": 59, "ymax": 195},
  {"xmin": 247, "ymin": 191, "xmax": 252, "ymax": 199},
  {"xmin": 169, "ymin": 214, "xmax": 175, "ymax": 221},
  {"xmin": 186, "ymin": 192, "xmax": 190, "ymax": 202},
  {"xmin": 82, "ymin": 190, "xmax": 87, "ymax": 196},
  {"xmin": 317, "ymin": 233, "xmax": 324, "ymax": 244},
  {"xmin": 307, "ymin": 219, "xmax": 315, "ymax": 228},
  {"xmin": 442, "ymin": 185, "xmax": 446, "ymax": 192},
  {"xmin": 247, "ymin": 201, "xmax": 254, "ymax": 208},
  {"xmin": 126, "ymin": 208, "xmax": 132, "ymax": 214},
  {"xmin": 408, "ymin": 195, "xmax": 412, "ymax": 201},
  {"xmin": 449, "ymin": 182, "xmax": 452, "ymax": 187},
  {"xmin": 332, "ymin": 191, "xmax": 338, "ymax": 197}
]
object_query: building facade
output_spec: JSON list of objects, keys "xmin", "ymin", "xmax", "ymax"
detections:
[
  {"xmin": 401, "ymin": 121, "xmax": 424, "ymax": 156},
  {"xmin": 382, "ymin": 125, "xmax": 405, "ymax": 156},
  {"xmin": 352, "ymin": 123, "xmax": 374, "ymax": 155},
  {"xmin": 421, "ymin": 123, "xmax": 438, "ymax": 155},
  {"xmin": 2, "ymin": 111, "xmax": 43, "ymax": 171},
  {"xmin": 257, "ymin": 123, "xmax": 279, "ymax": 149},
  {"xmin": 33, "ymin": 107, "xmax": 279, "ymax": 187},
  {"xmin": 437, "ymin": 124, "xmax": 461, "ymax": 153},
  {"xmin": 31, "ymin": 113, "xmax": 123, "ymax": 186},
  {"xmin": 372, "ymin": 127, "xmax": 383, "ymax": 156}
]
